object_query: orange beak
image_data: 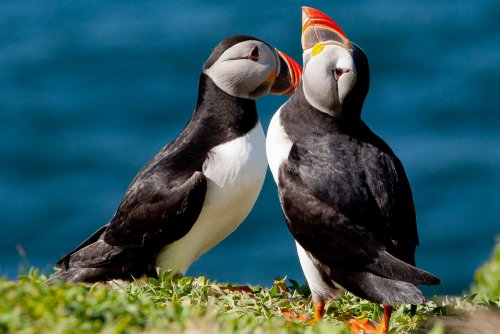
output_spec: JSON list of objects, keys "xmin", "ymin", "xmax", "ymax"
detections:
[
  {"xmin": 270, "ymin": 49, "xmax": 303, "ymax": 95},
  {"xmin": 301, "ymin": 6, "xmax": 351, "ymax": 50}
]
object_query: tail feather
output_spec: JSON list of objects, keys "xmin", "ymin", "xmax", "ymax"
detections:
[
  {"xmin": 56, "ymin": 225, "xmax": 108, "ymax": 270},
  {"xmin": 366, "ymin": 251, "xmax": 441, "ymax": 286},
  {"xmin": 46, "ymin": 239, "xmax": 134, "ymax": 284},
  {"xmin": 332, "ymin": 270, "xmax": 426, "ymax": 305},
  {"xmin": 44, "ymin": 267, "xmax": 106, "ymax": 285}
]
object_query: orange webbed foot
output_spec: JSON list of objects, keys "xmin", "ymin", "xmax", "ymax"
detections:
[
  {"xmin": 280, "ymin": 308, "xmax": 310, "ymax": 322},
  {"xmin": 348, "ymin": 305, "xmax": 392, "ymax": 334},
  {"xmin": 279, "ymin": 300, "xmax": 326, "ymax": 324},
  {"xmin": 348, "ymin": 318, "xmax": 378, "ymax": 333}
]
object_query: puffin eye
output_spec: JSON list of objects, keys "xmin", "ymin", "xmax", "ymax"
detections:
[
  {"xmin": 333, "ymin": 67, "xmax": 345, "ymax": 80},
  {"xmin": 248, "ymin": 46, "xmax": 260, "ymax": 61}
]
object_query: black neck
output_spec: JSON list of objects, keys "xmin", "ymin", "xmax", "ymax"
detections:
[
  {"xmin": 193, "ymin": 73, "xmax": 258, "ymax": 137},
  {"xmin": 282, "ymin": 85, "xmax": 363, "ymax": 140},
  {"xmin": 157, "ymin": 74, "xmax": 259, "ymax": 180},
  {"xmin": 281, "ymin": 85, "xmax": 395, "ymax": 156}
]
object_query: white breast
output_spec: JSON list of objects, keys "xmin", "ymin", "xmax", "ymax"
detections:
[
  {"xmin": 267, "ymin": 108, "xmax": 342, "ymax": 301},
  {"xmin": 296, "ymin": 242, "xmax": 343, "ymax": 302},
  {"xmin": 155, "ymin": 122, "xmax": 267, "ymax": 275},
  {"xmin": 266, "ymin": 106, "xmax": 293, "ymax": 184}
]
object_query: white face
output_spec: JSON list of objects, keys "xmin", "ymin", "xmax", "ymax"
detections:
[
  {"xmin": 204, "ymin": 40, "xmax": 280, "ymax": 100},
  {"xmin": 302, "ymin": 44, "xmax": 357, "ymax": 117}
]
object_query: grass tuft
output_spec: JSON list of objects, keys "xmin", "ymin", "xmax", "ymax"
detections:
[
  {"xmin": 0, "ymin": 268, "xmax": 498, "ymax": 333},
  {"xmin": 470, "ymin": 236, "xmax": 500, "ymax": 303}
]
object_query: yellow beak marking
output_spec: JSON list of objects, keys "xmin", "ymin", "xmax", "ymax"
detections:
[
  {"xmin": 265, "ymin": 71, "xmax": 277, "ymax": 83},
  {"xmin": 311, "ymin": 43, "xmax": 325, "ymax": 56}
]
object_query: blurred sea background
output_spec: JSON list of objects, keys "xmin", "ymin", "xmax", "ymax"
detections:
[{"xmin": 1, "ymin": 0, "xmax": 499, "ymax": 295}]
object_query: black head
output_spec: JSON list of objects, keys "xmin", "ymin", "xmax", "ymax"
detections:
[
  {"xmin": 202, "ymin": 35, "xmax": 301, "ymax": 100},
  {"xmin": 300, "ymin": 7, "xmax": 369, "ymax": 120}
]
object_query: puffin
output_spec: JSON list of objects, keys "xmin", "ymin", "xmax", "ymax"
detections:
[
  {"xmin": 49, "ymin": 35, "xmax": 302, "ymax": 284},
  {"xmin": 266, "ymin": 7, "xmax": 440, "ymax": 333}
]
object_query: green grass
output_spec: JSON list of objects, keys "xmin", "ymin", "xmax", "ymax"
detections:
[
  {"xmin": 1, "ymin": 269, "xmax": 498, "ymax": 334},
  {"xmin": 470, "ymin": 236, "xmax": 500, "ymax": 303}
]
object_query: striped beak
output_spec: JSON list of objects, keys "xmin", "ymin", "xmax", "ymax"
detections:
[
  {"xmin": 270, "ymin": 49, "xmax": 303, "ymax": 95},
  {"xmin": 301, "ymin": 6, "xmax": 351, "ymax": 50}
]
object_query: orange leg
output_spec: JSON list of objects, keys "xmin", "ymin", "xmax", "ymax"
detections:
[
  {"xmin": 303, "ymin": 300, "xmax": 326, "ymax": 324},
  {"xmin": 313, "ymin": 300, "xmax": 326, "ymax": 320},
  {"xmin": 376, "ymin": 305, "xmax": 393, "ymax": 334}
]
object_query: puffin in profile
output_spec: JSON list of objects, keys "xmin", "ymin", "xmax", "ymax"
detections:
[
  {"xmin": 50, "ymin": 35, "xmax": 302, "ymax": 283},
  {"xmin": 266, "ymin": 8, "xmax": 440, "ymax": 333}
]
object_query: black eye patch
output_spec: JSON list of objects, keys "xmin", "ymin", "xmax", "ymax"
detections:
[{"xmin": 248, "ymin": 46, "xmax": 260, "ymax": 61}]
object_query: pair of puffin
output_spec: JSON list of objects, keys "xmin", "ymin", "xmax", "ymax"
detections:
[
  {"xmin": 49, "ymin": 35, "xmax": 302, "ymax": 283},
  {"xmin": 266, "ymin": 7, "xmax": 440, "ymax": 333},
  {"xmin": 50, "ymin": 7, "xmax": 439, "ymax": 333}
]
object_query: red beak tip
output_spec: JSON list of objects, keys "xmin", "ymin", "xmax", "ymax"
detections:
[
  {"xmin": 301, "ymin": 6, "xmax": 349, "ymax": 46},
  {"xmin": 274, "ymin": 50, "xmax": 302, "ymax": 95}
]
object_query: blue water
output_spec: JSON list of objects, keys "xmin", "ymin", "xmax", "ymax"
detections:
[{"xmin": 1, "ymin": 0, "xmax": 499, "ymax": 295}]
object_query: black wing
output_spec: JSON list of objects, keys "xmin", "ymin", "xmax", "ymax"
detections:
[
  {"xmin": 289, "ymin": 121, "xmax": 420, "ymax": 264},
  {"xmin": 356, "ymin": 127, "xmax": 419, "ymax": 265},
  {"xmin": 54, "ymin": 171, "xmax": 207, "ymax": 282},
  {"xmin": 278, "ymin": 162, "xmax": 439, "ymax": 285}
]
